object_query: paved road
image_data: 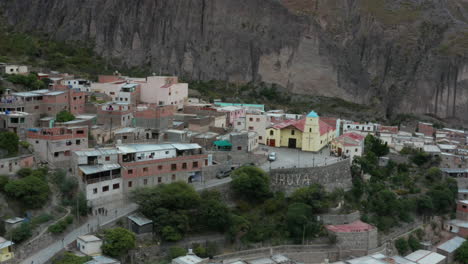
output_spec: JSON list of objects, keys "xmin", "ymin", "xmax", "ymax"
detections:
[
  {"xmin": 20, "ymin": 204, "xmax": 138, "ymax": 264},
  {"xmin": 258, "ymin": 146, "xmax": 340, "ymax": 171}
]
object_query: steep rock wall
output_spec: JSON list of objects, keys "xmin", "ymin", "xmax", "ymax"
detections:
[{"xmin": 1, "ymin": 0, "xmax": 467, "ymax": 121}]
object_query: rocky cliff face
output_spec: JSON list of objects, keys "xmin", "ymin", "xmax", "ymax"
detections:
[{"xmin": 1, "ymin": 0, "xmax": 467, "ymax": 121}]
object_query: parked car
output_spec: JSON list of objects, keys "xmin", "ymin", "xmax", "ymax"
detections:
[
  {"xmin": 216, "ymin": 169, "xmax": 232, "ymax": 179},
  {"xmin": 268, "ymin": 152, "xmax": 277, "ymax": 161}
]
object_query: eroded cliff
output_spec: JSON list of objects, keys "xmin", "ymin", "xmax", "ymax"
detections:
[{"xmin": 1, "ymin": 0, "xmax": 467, "ymax": 121}]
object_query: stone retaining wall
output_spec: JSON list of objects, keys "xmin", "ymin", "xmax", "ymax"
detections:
[{"xmin": 269, "ymin": 160, "xmax": 352, "ymax": 193}]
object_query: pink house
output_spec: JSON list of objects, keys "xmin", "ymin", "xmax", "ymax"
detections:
[{"xmin": 217, "ymin": 106, "xmax": 246, "ymax": 127}]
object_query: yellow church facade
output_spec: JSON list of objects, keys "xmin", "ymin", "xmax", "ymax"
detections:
[{"xmin": 266, "ymin": 111, "xmax": 336, "ymax": 152}]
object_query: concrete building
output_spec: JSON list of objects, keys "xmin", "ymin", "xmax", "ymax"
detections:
[
  {"xmin": 0, "ymin": 155, "xmax": 34, "ymax": 175},
  {"xmin": 96, "ymin": 102, "xmax": 133, "ymax": 129},
  {"xmin": 113, "ymin": 127, "xmax": 154, "ymax": 144},
  {"xmin": 0, "ymin": 237, "xmax": 14, "ymax": 262},
  {"xmin": 226, "ymin": 131, "xmax": 259, "ymax": 152},
  {"xmin": 418, "ymin": 122, "xmax": 434, "ymax": 137},
  {"xmin": 436, "ymin": 236, "xmax": 465, "ymax": 263},
  {"xmin": 325, "ymin": 220, "xmax": 378, "ymax": 250},
  {"xmin": 73, "ymin": 148, "xmax": 123, "ymax": 211},
  {"xmin": 4, "ymin": 217, "xmax": 24, "ymax": 233},
  {"xmin": 0, "ymin": 64, "xmax": 28, "ymax": 75},
  {"xmin": 330, "ymin": 132, "xmax": 365, "ymax": 161},
  {"xmin": 0, "ymin": 111, "xmax": 34, "ymax": 139},
  {"xmin": 127, "ymin": 213, "xmax": 153, "ymax": 234},
  {"xmin": 445, "ymin": 219, "xmax": 468, "ymax": 237},
  {"xmin": 27, "ymin": 126, "xmax": 88, "ymax": 167},
  {"xmin": 77, "ymin": 235, "xmax": 102, "ymax": 256},
  {"xmin": 217, "ymin": 106, "xmax": 246, "ymax": 127},
  {"xmin": 405, "ymin": 250, "xmax": 446, "ymax": 264},
  {"xmin": 456, "ymin": 200, "xmax": 468, "ymax": 221},
  {"xmin": 266, "ymin": 111, "xmax": 336, "ymax": 152},
  {"xmin": 61, "ymin": 79, "xmax": 91, "ymax": 92},
  {"xmin": 234, "ymin": 109, "xmax": 268, "ymax": 145},
  {"xmin": 191, "ymin": 132, "xmax": 219, "ymax": 150},
  {"xmin": 134, "ymin": 104, "xmax": 175, "ymax": 132}
]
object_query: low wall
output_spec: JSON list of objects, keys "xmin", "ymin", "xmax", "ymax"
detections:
[
  {"xmin": 317, "ymin": 211, "xmax": 361, "ymax": 225},
  {"xmin": 213, "ymin": 244, "xmax": 369, "ymax": 264},
  {"xmin": 269, "ymin": 160, "xmax": 352, "ymax": 193}
]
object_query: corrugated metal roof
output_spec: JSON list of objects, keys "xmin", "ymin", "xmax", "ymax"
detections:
[
  {"xmin": 79, "ymin": 164, "xmax": 121, "ymax": 174},
  {"xmin": 128, "ymin": 213, "xmax": 153, "ymax": 226},
  {"xmin": 417, "ymin": 252, "xmax": 446, "ymax": 264},
  {"xmin": 172, "ymin": 143, "xmax": 201, "ymax": 150},
  {"xmin": 117, "ymin": 144, "xmax": 174, "ymax": 153},
  {"xmin": 0, "ymin": 238, "xmax": 13, "ymax": 250},
  {"xmin": 437, "ymin": 236, "xmax": 466, "ymax": 253},
  {"xmin": 114, "ymin": 127, "xmax": 138, "ymax": 134},
  {"xmin": 74, "ymin": 148, "xmax": 121, "ymax": 157}
]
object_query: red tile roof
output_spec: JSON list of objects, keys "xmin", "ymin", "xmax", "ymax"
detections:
[
  {"xmin": 326, "ymin": 220, "xmax": 375, "ymax": 233},
  {"xmin": 320, "ymin": 117, "xmax": 337, "ymax": 130},
  {"xmin": 333, "ymin": 132, "xmax": 365, "ymax": 147},
  {"xmin": 271, "ymin": 118, "xmax": 335, "ymax": 135}
]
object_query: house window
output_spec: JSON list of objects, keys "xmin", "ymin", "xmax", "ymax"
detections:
[
  {"xmin": 143, "ymin": 167, "xmax": 148, "ymax": 172},
  {"xmin": 158, "ymin": 177, "xmax": 162, "ymax": 183},
  {"xmin": 113, "ymin": 183, "xmax": 120, "ymax": 190},
  {"xmin": 249, "ymin": 118, "xmax": 253, "ymax": 122},
  {"xmin": 54, "ymin": 152, "xmax": 59, "ymax": 157},
  {"xmin": 291, "ymin": 130, "xmax": 295, "ymax": 135},
  {"xmin": 76, "ymin": 140, "xmax": 81, "ymax": 145},
  {"xmin": 48, "ymin": 107, "xmax": 51, "ymax": 111},
  {"xmin": 77, "ymin": 130, "xmax": 84, "ymax": 134},
  {"xmin": 128, "ymin": 169, "xmax": 133, "ymax": 174},
  {"xmin": 105, "ymin": 156, "xmax": 110, "ymax": 161},
  {"xmin": 123, "ymin": 135, "xmax": 128, "ymax": 140},
  {"xmin": 171, "ymin": 174, "xmax": 176, "ymax": 181},
  {"xmin": 93, "ymin": 188, "xmax": 97, "ymax": 194},
  {"xmin": 128, "ymin": 181, "xmax": 132, "ymax": 188},
  {"xmin": 158, "ymin": 165, "xmax": 163, "ymax": 170},
  {"xmin": 270, "ymin": 130, "xmax": 274, "ymax": 136},
  {"xmin": 237, "ymin": 146, "xmax": 242, "ymax": 150},
  {"xmin": 165, "ymin": 151, "xmax": 169, "ymax": 154},
  {"xmin": 309, "ymin": 128, "xmax": 312, "ymax": 132},
  {"xmin": 35, "ymin": 141, "xmax": 39, "ymax": 144},
  {"xmin": 182, "ymin": 163, "xmax": 187, "ymax": 169},
  {"xmin": 102, "ymin": 186, "xmax": 109, "ymax": 192},
  {"xmin": 355, "ymin": 148, "xmax": 358, "ymax": 152},
  {"xmin": 237, "ymin": 122, "xmax": 241, "ymax": 125},
  {"xmin": 34, "ymin": 106, "xmax": 39, "ymax": 109},
  {"xmin": 110, "ymin": 92, "xmax": 115, "ymax": 95},
  {"xmin": 171, "ymin": 164, "xmax": 177, "ymax": 171},
  {"xmin": 256, "ymin": 118, "xmax": 260, "ymax": 122},
  {"xmin": 463, "ymin": 205, "xmax": 467, "ymax": 209},
  {"xmin": 346, "ymin": 150, "xmax": 349, "ymax": 153},
  {"xmin": 193, "ymin": 161, "xmax": 199, "ymax": 168},
  {"xmin": 248, "ymin": 126, "xmax": 254, "ymax": 130},
  {"xmin": 259, "ymin": 136, "xmax": 263, "ymax": 140},
  {"xmin": 143, "ymin": 179, "xmax": 148, "ymax": 185}
]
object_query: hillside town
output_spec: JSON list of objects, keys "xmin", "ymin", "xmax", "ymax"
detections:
[{"xmin": 0, "ymin": 64, "xmax": 467, "ymax": 264}]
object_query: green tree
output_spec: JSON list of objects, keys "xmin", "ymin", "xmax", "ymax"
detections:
[
  {"xmin": 9, "ymin": 222, "xmax": 32, "ymax": 243},
  {"xmin": 0, "ymin": 131, "xmax": 19, "ymax": 156},
  {"xmin": 231, "ymin": 166, "xmax": 270, "ymax": 202},
  {"xmin": 286, "ymin": 203, "xmax": 321, "ymax": 243},
  {"xmin": 290, "ymin": 184, "xmax": 330, "ymax": 214},
  {"xmin": 53, "ymin": 252, "xmax": 91, "ymax": 264},
  {"xmin": 416, "ymin": 195, "xmax": 434, "ymax": 216},
  {"xmin": 197, "ymin": 191, "xmax": 231, "ymax": 232},
  {"xmin": 364, "ymin": 135, "xmax": 389, "ymax": 157},
  {"xmin": 4, "ymin": 175, "xmax": 50, "ymax": 209},
  {"xmin": 17, "ymin": 168, "xmax": 32, "ymax": 178},
  {"xmin": 408, "ymin": 235, "xmax": 421, "ymax": 252},
  {"xmin": 395, "ymin": 237, "xmax": 409, "ymax": 255},
  {"xmin": 411, "ymin": 151, "xmax": 431, "ymax": 167},
  {"xmin": 101, "ymin": 227, "xmax": 136, "ymax": 258},
  {"xmin": 169, "ymin": 246, "xmax": 187, "ymax": 259},
  {"xmin": 0, "ymin": 175, "xmax": 9, "ymax": 191},
  {"xmin": 56, "ymin": 110, "xmax": 75, "ymax": 122},
  {"xmin": 455, "ymin": 240, "xmax": 468, "ymax": 264},
  {"xmin": 132, "ymin": 182, "xmax": 199, "ymax": 241}
]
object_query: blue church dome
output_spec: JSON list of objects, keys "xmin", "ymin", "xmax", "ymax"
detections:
[{"xmin": 307, "ymin": 111, "xmax": 319, "ymax": 118}]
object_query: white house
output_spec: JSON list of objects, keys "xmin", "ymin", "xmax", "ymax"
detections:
[
  {"xmin": 77, "ymin": 235, "xmax": 103, "ymax": 256},
  {"xmin": 0, "ymin": 64, "xmax": 28, "ymax": 75},
  {"xmin": 172, "ymin": 249, "xmax": 206, "ymax": 264}
]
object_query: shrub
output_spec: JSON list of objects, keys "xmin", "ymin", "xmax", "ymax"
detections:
[
  {"xmin": 48, "ymin": 216, "xmax": 73, "ymax": 234},
  {"xmin": 169, "ymin": 246, "xmax": 187, "ymax": 259},
  {"xmin": 56, "ymin": 110, "xmax": 75, "ymax": 122},
  {"xmin": 395, "ymin": 238, "xmax": 409, "ymax": 255},
  {"xmin": 10, "ymin": 222, "xmax": 32, "ymax": 243}
]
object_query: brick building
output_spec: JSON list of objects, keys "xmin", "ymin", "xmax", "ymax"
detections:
[
  {"xmin": 456, "ymin": 200, "xmax": 468, "ymax": 221},
  {"xmin": 73, "ymin": 143, "xmax": 209, "ymax": 210},
  {"xmin": 418, "ymin": 122, "xmax": 434, "ymax": 137},
  {"xmin": 97, "ymin": 102, "xmax": 133, "ymax": 128},
  {"xmin": 134, "ymin": 104, "xmax": 175, "ymax": 132}
]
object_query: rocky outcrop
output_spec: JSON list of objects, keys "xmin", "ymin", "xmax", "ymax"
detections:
[{"xmin": 1, "ymin": 0, "xmax": 467, "ymax": 121}]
